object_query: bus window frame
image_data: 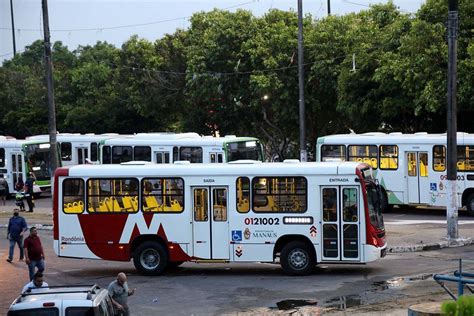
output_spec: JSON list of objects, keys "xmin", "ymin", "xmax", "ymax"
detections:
[
  {"xmin": 347, "ymin": 144, "xmax": 378, "ymax": 169},
  {"xmin": 141, "ymin": 177, "xmax": 185, "ymax": 214},
  {"xmin": 320, "ymin": 145, "xmax": 346, "ymax": 162},
  {"xmin": 62, "ymin": 178, "xmax": 85, "ymax": 214},
  {"xmin": 251, "ymin": 176, "xmax": 308, "ymax": 214},
  {"xmin": 432, "ymin": 145, "xmax": 446, "ymax": 172},
  {"xmin": 379, "ymin": 145, "xmax": 398, "ymax": 170},
  {"xmin": 86, "ymin": 177, "xmax": 140, "ymax": 214}
]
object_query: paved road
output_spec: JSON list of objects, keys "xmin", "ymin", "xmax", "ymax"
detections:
[{"xmin": 1, "ymin": 227, "xmax": 472, "ymax": 315}]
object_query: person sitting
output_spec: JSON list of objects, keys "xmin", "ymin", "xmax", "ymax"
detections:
[{"xmin": 22, "ymin": 272, "xmax": 48, "ymax": 293}]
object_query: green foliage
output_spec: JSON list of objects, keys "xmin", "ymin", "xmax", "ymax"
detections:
[
  {"xmin": 442, "ymin": 295, "xmax": 474, "ymax": 316},
  {"xmin": 1, "ymin": 1, "xmax": 474, "ymax": 159}
]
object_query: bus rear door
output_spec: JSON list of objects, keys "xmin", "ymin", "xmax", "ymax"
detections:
[
  {"xmin": 192, "ymin": 186, "xmax": 229, "ymax": 259},
  {"xmin": 407, "ymin": 152, "xmax": 430, "ymax": 204},
  {"xmin": 321, "ymin": 186, "xmax": 361, "ymax": 261},
  {"xmin": 11, "ymin": 152, "xmax": 23, "ymax": 192}
]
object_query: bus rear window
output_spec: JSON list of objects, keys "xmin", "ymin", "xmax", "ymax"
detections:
[{"xmin": 321, "ymin": 145, "xmax": 346, "ymax": 162}]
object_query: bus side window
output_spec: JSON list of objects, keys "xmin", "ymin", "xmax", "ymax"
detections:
[
  {"xmin": 236, "ymin": 177, "xmax": 250, "ymax": 213},
  {"xmin": 321, "ymin": 145, "xmax": 346, "ymax": 162},
  {"xmin": 63, "ymin": 179, "xmax": 84, "ymax": 214},
  {"xmin": 379, "ymin": 145, "xmax": 398, "ymax": 170},
  {"xmin": 433, "ymin": 145, "xmax": 446, "ymax": 172}
]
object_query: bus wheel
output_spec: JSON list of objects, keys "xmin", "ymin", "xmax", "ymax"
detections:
[
  {"xmin": 280, "ymin": 241, "xmax": 315, "ymax": 276},
  {"xmin": 466, "ymin": 194, "xmax": 474, "ymax": 216},
  {"xmin": 133, "ymin": 241, "xmax": 168, "ymax": 275}
]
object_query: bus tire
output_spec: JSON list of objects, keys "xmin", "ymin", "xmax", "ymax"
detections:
[
  {"xmin": 466, "ymin": 194, "xmax": 474, "ymax": 216},
  {"xmin": 280, "ymin": 241, "xmax": 315, "ymax": 276},
  {"xmin": 133, "ymin": 241, "xmax": 168, "ymax": 275}
]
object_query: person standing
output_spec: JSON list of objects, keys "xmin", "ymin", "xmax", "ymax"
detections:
[
  {"xmin": 22, "ymin": 272, "xmax": 49, "ymax": 293},
  {"xmin": 0, "ymin": 174, "xmax": 7, "ymax": 205},
  {"xmin": 6, "ymin": 210, "xmax": 28, "ymax": 263},
  {"xmin": 24, "ymin": 173, "xmax": 35, "ymax": 213},
  {"xmin": 24, "ymin": 226, "xmax": 45, "ymax": 281},
  {"xmin": 108, "ymin": 272, "xmax": 135, "ymax": 316}
]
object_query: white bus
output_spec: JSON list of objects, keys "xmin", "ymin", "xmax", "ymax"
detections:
[
  {"xmin": 53, "ymin": 161, "xmax": 386, "ymax": 275},
  {"xmin": 27, "ymin": 133, "xmax": 120, "ymax": 166},
  {"xmin": 0, "ymin": 137, "xmax": 56, "ymax": 195},
  {"xmin": 100, "ymin": 134, "xmax": 265, "ymax": 164},
  {"xmin": 317, "ymin": 132, "xmax": 474, "ymax": 215}
]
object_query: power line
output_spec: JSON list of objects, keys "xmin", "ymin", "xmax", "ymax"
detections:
[{"xmin": 0, "ymin": 0, "xmax": 258, "ymax": 33}]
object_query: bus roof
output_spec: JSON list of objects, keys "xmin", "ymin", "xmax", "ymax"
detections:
[
  {"xmin": 317, "ymin": 132, "xmax": 474, "ymax": 145},
  {"xmin": 100, "ymin": 136, "xmax": 260, "ymax": 146},
  {"xmin": 62, "ymin": 161, "xmax": 364, "ymax": 177},
  {"xmin": 0, "ymin": 138, "xmax": 49, "ymax": 148}
]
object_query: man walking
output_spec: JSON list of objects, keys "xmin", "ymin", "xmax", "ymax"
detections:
[
  {"xmin": 6, "ymin": 210, "xmax": 28, "ymax": 263},
  {"xmin": 24, "ymin": 226, "xmax": 45, "ymax": 281},
  {"xmin": 108, "ymin": 272, "xmax": 135, "ymax": 316}
]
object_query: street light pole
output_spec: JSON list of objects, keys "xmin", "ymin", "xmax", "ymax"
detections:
[
  {"xmin": 41, "ymin": 0, "xmax": 60, "ymax": 182},
  {"xmin": 446, "ymin": 0, "xmax": 458, "ymax": 240},
  {"xmin": 10, "ymin": 0, "xmax": 16, "ymax": 56},
  {"xmin": 297, "ymin": 0, "xmax": 307, "ymax": 162}
]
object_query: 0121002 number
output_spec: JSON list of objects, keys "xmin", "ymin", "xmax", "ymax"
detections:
[{"xmin": 244, "ymin": 217, "xmax": 280, "ymax": 225}]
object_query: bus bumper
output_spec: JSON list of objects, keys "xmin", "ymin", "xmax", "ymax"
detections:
[{"xmin": 364, "ymin": 243, "xmax": 387, "ymax": 262}]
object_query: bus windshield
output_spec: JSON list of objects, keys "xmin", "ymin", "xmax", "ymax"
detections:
[
  {"xmin": 226, "ymin": 140, "xmax": 263, "ymax": 161},
  {"xmin": 25, "ymin": 143, "xmax": 52, "ymax": 181},
  {"xmin": 366, "ymin": 183, "xmax": 384, "ymax": 229}
]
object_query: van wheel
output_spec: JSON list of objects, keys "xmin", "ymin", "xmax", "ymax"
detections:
[
  {"xmin": 466, "ymin": 194, "xmax": 474, "ymax": 216},
  {"xmin": 133, "ymin": 241, "xmax": 168, "ymax": 275},
  {"xmin": 280, "ymin": 241, "xmax": 315, "ymax": 276}
]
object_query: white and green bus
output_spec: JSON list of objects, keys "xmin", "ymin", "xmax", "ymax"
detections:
[
  {"xmin": 0, "ymin": 137, "xmax": 56, "ymax": 195},
  {"xmin": 100, "ymin": 133, "xmax": 265, "ymax": 164},
  {"xmin": 317, "ymin": 132, "xmax": 474, "ymax": 215}
]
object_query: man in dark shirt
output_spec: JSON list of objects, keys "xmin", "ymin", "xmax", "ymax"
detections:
[
  {"xmin": 24, "ymin": 173, "xmax": 35, "ymax": 212},
  {"xmin": 6, "ymin": 210, "xmax": 28, "ymax": 263},
  {"xmin": 24, "ymin": 227, "xmax": 45, "ymax": 281}
]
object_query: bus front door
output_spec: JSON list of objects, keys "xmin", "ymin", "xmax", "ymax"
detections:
[
  {"xmin": 11, "ymin": 153, "xmax": 23, "ymax": 192},
  {"xmin": 407, "ymin": 152, "xmax": 430, "ymax": 204},
  {"xmin": 321, "ymin": 186, "xmax": 360, "ymax": 261},
  {"xmin": 192, "ymin": 187, "xmax": 229, "ymax": 260}
]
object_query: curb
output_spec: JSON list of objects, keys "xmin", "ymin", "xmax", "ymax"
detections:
[{"xmin": 388, "ymin": 238, "xmax": 473, "ymax": 253}]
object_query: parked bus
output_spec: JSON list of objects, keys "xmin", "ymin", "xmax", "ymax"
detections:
[
  {"xmin": 0, "ymin": 137, "xmax": 56, "ymax": 195},
  {"xmin": 27, "ymin": 133, "xmax": 120, "ymax": 166},
  {"xmin": 100, "ymin": 134, "xmax": 265, "ymax": 164},
  {"xmin": 317, "ymin": 132, "xmax": 474, "ymax": 215},
  {"xmin": 53, "ymin": 160, "xmax": 386, "ymax": 275}
]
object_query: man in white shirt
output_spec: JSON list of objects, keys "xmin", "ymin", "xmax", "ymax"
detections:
[{"xmin": 22, "ymin": 272, "xmax": 48, "ymax": 293}]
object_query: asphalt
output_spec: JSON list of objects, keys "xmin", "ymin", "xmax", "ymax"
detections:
[{"xmin": 0, "ymin": 198, "xmax": 472, "ymax": 253}]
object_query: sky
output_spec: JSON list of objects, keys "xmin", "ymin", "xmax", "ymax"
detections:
[{"xmin": 1, "ymin": 0, "xmax": 426, "ymax": 61}]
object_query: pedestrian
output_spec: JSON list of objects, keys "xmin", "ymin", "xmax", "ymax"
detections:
[
  {"xmin": 108, "ymin": 272, "xmax": 135, "ymax": 316},
  {"xmin": 24, "ymin": 173, "xmax": 35, "ymax": 213},
  {"xmin": 0, "ymin": 174, "xmax": 7, "ymax": 205},
  {"xmin": 6, "ymin": 209, "xmax": 28, "ymax": 263},
  {"xmin": 21, "ymin": 271, "xmax": 48, "ymax": 293},
  {"xmin": 24, "ymin": 226, "xmax": 45, "ymax": 281}
]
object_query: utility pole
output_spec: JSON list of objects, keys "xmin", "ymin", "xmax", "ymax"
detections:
[
  {"xmin": 297, "ymin": 0, "xmax": 307, "ymax": 162},
  {"xmin": 446, "ymin": 0, "xmax": 458, "ymax": 240},
  {"xmin": 10, "ymin": 0, "xmax": 16, "ymax": 55},
  {"xmin": 41, "ymin": 0, "xmax": 60, "ymax": 183},
  {"xmin": 327, "ymin": 0, "xmax": 331, "ymax": 16}
]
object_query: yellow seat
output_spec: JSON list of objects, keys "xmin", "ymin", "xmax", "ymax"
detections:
[
  {"xmin": 144, "ymin": 196, "xmax": 161, "ymax": 212},
  {"xmin": 122, "ymin": 196, "xmax": 138, "ymax": 212}
]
